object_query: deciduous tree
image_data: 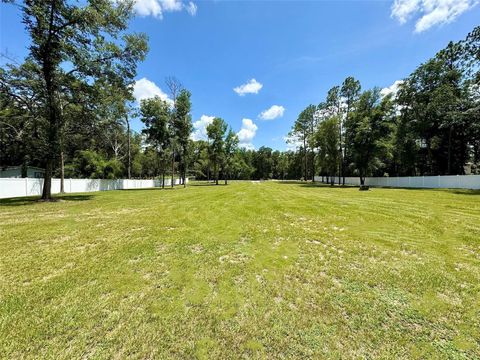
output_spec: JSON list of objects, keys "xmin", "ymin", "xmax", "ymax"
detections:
[
  {"xmin": 206, "ymin": 117, "xmax": 227, "ymax": 185},
  {"xmin": 140, "ymin": 96, "xmax": 171, "ymax": 187}
]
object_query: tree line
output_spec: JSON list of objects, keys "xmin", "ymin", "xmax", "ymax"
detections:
[
  {"xmin": 190, "ymin": 25, "xmax": 479, "ymax": 184},
  {"xmin": 290, "ymin": 26, "xmax": 479, "ymax": 185}
]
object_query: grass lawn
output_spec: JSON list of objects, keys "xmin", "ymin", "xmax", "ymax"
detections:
[{"xmin": 1, "ymin": 181, "xmax": 479, "ymax": 359}]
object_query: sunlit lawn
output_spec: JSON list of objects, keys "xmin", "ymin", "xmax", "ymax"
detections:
[{"xmin": 1, "ymin": 181, "xmax": 479, "ymax": 359}]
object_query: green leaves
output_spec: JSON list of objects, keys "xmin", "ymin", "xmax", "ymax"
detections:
[
  {"xmin": 2, "ymin": 0, "xmax": 149, "ymax": 198},
  {"xmin": 140, "ymin": 96, "xmax": 171, "ymax": 153},
  {"xmin": 396, "ymin": 29, "xmax": 478, "ymax": 175}
]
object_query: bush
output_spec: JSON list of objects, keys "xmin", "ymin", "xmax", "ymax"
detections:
[
  {"xmin": 103, "ymin": 159, "xmax": 124, "ymax": 179},
  {"xmin": 69, "ymin": 150, "xmax": 125, "ymax": 179}
]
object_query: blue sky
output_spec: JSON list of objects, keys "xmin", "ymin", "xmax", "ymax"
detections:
[{"xmin": 1, "ymin": 0, "xmax": 479, "ymax": 150}]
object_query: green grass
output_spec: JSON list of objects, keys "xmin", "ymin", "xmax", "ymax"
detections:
[{"xmin": 1, "ymin": 181, "xmax": 479, "ymax": 359}]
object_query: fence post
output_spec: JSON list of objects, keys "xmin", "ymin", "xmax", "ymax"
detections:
[{"xmin": 25, "ymin": 178, "xmax": 28, "ymax": 197}]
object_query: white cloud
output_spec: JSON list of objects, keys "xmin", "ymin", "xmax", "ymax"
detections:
[
  {"xmin": 259, "ymin": 105, "xmax": 285, "ymax": 120},
  {"xmin": 133, "ymin": 0, "xmax": 162, "ymax": 17},
  {"xmin": 190, "ymin": 115, "xmax": 215, "ymax": 141},
  {"xmin": 160, "ymin": 0, "xmax": 183, "ymax": 11},
  {"xmin": 186, "ymin": 1, "xmax": 197, "ymax": 16},
  {"xmin": 391, "ymin": 0, "xmax": 478, "ymax": 32},
  {"xmin": 381, "ymin": 80, "xmax": 406, "ymax": 115},
  {"xmin": 132, "ymin": 0, "xmax": 197, "ymax": 18},
  {"xmin": 380, "ymin": 80, "xmax": 404, "ymax": 98},
  {"xmin": 233, "ymin": 79, "xmax": 263, "ymax": 96},
  {"xmin": 391, "ymin": 0, "xmax": 421, "ymax": 23},
  {"xmin": 237, "ymin": 118, "xmax": 258, "ymax": 149},
  {"xmin": 133, "ymin": 77, "xmax": 173, "ymax": 105}
]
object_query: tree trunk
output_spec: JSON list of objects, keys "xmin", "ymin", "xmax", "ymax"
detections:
[
  {"xmin": 162, "ymin": 170, "xmax": 165, "ymax": 189},
  {"xmin": 207, "ymin": 161, "xmax": 210, "ymax": 183},
  {"xmin": 60, "ymin": 149, "xmax": 65, "ymax": 193},
  {"xmin": 183, "ymin": 146, "xmax": 187, "ymax": 188},
  {"xmin": 42, "ymin": 158, "xmax": 53, "ymax": 200},
  {"xmin": 41, "ymin": 91, "xmax": 58, "ymax": 200},
  {"xmin": 182, "ymin": 160, "xmax": 186, "ymax": 188},
  {"xmin": 303, "ymin": 137, "xmax": 307, "ymax": 181},
  {"xmin": 41, "ymin": 75, "xmax": 59, "ymax": 200},
  {"xmin": 343, "ymin": 104, "xmax": 350, "ymax": 186},
  {"xmin": 360, "ymin": 176, "xmax": 365, "ymax": 186},
  {"xmin": 215, "ymin": 163, "xmax": 219, "ymax": 185},
  {"xmin": 59, "ymin": 97, "xmax": 66, "ymax": 194},
  {"xmin": 171, "ymin": 150, "xmax": 175, "ymax": 188},
  {"xmin": 339, "ymin": 121, "xmax": 342, "ymax": 185},
  {"xmin": 127, "ymin": 116, "xmax": 131, "ymax": 179},
  {"xmin": 338, "ymin": 164, "xmax": 341, "ymax": 185},
  {"xmin": 447, "ymin": 125, "xmax": 452, "ymax": 175},
  {"xmin": 311, "ymin": 149, "xmax": 315, "ymax": 182},
  {"xmin": 40, "ymin": 1, "xmax": 59, "ymax": 201}
]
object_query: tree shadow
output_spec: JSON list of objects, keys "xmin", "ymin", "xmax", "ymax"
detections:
[
  {"xmin": 0, "ymin": 194, "xmax": 95, "ymax": 207},
  {"xmin": 277, "ymin": 181, "xmax": 354, "ymax": 188},
  {"xmin": 119, "ymin": 187, "xmax": 178, "ymax": 191},
  {"xmin": 444, "ymin": 189, "xmax": 480, "ymax": 196},
  {"xmin": 277, "ymin": 181, "xmax": 480, "ymax": 194},
  {"xmin": 189, "ymin": 182, "xmax": 227, "ymax": 187},
  {"xmin": 276, "ymin": 180, "xmax": 312, "ymax": 185},
  {"xmin": 357, "ymin": 187, "xmax": 480, "ymax": 195}
]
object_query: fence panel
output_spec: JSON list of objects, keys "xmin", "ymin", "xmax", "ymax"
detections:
[
  {"xmin": 0, "ymin": 178, "xmax": 190, "ymax": 199},
  {"xmin": 0, "ymin": 178, "xmax": 27, "ymax": 198},
  {"xmin": 314, "ymin": 175, "xmax": 480, "ymax": 190}
]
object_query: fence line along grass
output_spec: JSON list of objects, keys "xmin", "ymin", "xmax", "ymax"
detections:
[{"xmin": 0, "ymin": 182, "xmax": 479, "ymax": 358}]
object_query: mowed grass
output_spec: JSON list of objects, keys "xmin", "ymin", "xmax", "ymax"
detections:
[{"xmin": 0, "ymin": 182, "xmax": 479, "ymax": 359}]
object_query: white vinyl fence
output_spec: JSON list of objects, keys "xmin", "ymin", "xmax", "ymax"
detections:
[
  {"xmin": 314, "ymin": 175, "xmax": 480, "ymax": 190},
  {"xmin": 0, "ymin": 178, "xmax": 188, "ymax": 199}
]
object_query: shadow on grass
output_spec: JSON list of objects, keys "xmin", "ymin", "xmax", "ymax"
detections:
[
  {"xmin": 189, "ymin": 182, "xmax": 227, "ymax": 187},
  {"xmin": 446, "ymin": 189, "xmax": 480, "ymax": 195},
  {"xmin": 277, "ymin": 181, "xmax": 354, "ymax": 188},
  {"xmin": 121, "ymin": 184, "xmax": 223, "ymax": 190},
  {"xmin": 0, "ymin": 194, "xmax": 95, "ymax": 207},
  {"xmin": 357, "ymin": 187, "xmax": 480, "ymax": 195},
  {"xmin": 120, "ymin": 187, "xmax": 179, "ymax": 191},
  {"xmin": 434, "ymin": 189, "xmax": 480, "ymax": 196},
  {"xmin": 277, "ymin": 181, "xmax": 480, "ymax": 194}
]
